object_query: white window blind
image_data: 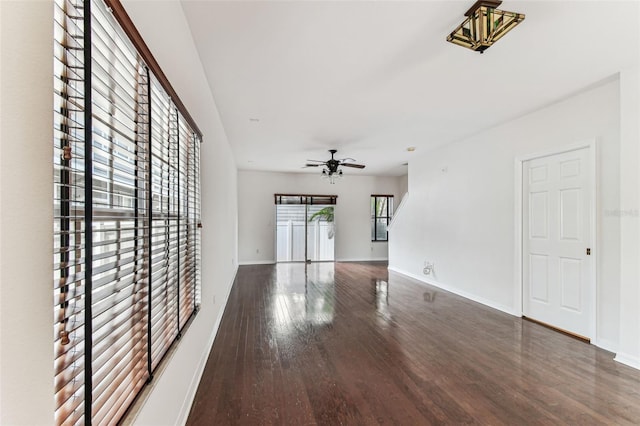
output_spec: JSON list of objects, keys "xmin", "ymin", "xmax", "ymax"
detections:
[{"xmin": 53, "ymin": 0, "xmax": 202, "ymax": 424}]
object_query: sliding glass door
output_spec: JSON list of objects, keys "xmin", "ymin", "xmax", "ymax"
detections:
[{"xmin": 276, "ymin": 204, "xmax": 335, "ymax": 262}]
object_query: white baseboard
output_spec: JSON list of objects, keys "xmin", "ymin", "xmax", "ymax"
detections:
[
  {"xmin": 238, "ymin": 260, "xmax": 276, "ymax": 265},
  {"xmin": 387, "ymin": 266, "xmax": 517, "ymax": 316},
  {"xmin": 175, "ymin": 266, "xmax": 238, "ymax": 425},
  {"xmin": 614, "ymin": 352, "xmax": 640, "ymax": 371},
  {"xmin": 387, "ymin": 267, "xmax": 636, "ymax": 368},
  {"xmin": 336, "ymin": 258, "xmax": 388, "ymax": 262},
  {"xmin": 594, "ymin": 337, "xmax": 618, "ymax": 354},
  {"xmin": 239, "ymin": 259, "xmax": 388, "ymax": 265}
]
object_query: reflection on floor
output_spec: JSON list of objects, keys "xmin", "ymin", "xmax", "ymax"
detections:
[
  {"xmin": 272, "ymin": 262, "xmax": 336, "ymax": 328},
  {"xmin": 187, "ymin": 262, "xmax": 640, "ymax": 425}
]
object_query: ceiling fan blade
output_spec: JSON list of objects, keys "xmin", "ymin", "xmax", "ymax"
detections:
[
  {"xmin": 338, "ymin": 157, "xmax": 356, "ymax": 163},
  {"xmin": 306, "ymin": 159, "xmax": 326, "ymax": 163},
  {"xmin": 341, "ymin": 163, "xmax": 365, "ymax": 169},
  {"xmin": 304, "ymin": 163, "xmax": 322, "ymax": 167}
]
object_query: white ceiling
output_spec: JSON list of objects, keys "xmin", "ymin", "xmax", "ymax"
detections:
[{"xmin": 180, "ymin": 0, "xmax": 639, "ymax": 176}]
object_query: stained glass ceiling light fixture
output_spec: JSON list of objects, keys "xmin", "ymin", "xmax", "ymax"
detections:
[{"xmin": 446, "ymin": 0, "xmax": 525, "ymax": 53}]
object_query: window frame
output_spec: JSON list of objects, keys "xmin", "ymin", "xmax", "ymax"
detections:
[
  {"xmin": 53, "ymin": 0, "xmax": 202, "ymax": 424},
  {"xmin": 371, "ymin": 194, "xmax": 394, "ymax": 242}
]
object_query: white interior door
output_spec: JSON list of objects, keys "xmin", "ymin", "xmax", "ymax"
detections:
[{"xmin": 522, "ymin": 147, "xmax": 593, "ymax": 339}]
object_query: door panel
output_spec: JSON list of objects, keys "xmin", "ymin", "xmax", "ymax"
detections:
[
  {"xmin": 559, "ymin": 257, "xmax": 582, "ymax": 312},
  {"xmin": 523, "ymin": 147, "xmax": 592, "ymax": 338},
  {"xmin": 529, "ymin": 164, "xmax": 548, "ymax": 184},
  {"xmin": 529, "ymin": 254, "xmax": 549, "ymax": 303},
  {"xmin": 276, "ymin": 205, "xmax": 306, "ymax": 262},
  {"xmin": 306, "ymin": 205, "xmax": 335, "ymax": 262},
  {"xmin": 560, "ymin": 189, "xmax": 580, "ymax": 240},
  {"xmin": 529, "ymin": 191, "xmax": 548, "ymax": 239}
]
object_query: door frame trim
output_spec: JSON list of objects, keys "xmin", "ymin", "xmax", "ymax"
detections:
[{"xmin": 514, "ymin": 139, "xmax": 597, "ymax": 341}]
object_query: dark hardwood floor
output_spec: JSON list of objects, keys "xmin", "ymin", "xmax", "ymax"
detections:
[{"xmin": 187, "ymin": 262, "xmax": 640, "ymax": 425}]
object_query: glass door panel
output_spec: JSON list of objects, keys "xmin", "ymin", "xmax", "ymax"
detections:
[
  {"xmin": 276, "ymin": 205, "xmax": 306, "ymax": 262},
  {"xmin": 306, "ymin": 205, "xmax": 335, "ymax": 262}
]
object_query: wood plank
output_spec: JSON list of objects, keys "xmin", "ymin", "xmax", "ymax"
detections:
[{"xmin": 186, "ymin": 262, "xmax": 640, "ymax": 425}]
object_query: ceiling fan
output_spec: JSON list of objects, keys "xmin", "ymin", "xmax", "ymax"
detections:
[{"xmin": 305, "ymin": 149, "xmax": 366, "ymax": 178}]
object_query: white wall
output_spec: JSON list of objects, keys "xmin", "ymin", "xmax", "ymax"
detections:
[
  {"xmin": 616, "ymin": 65, "xmax": 640, "ymax": 369},
  {"xmin": 121, "ymin": 1, "xmax": 239, "ymax": 425},
  {"xmin": 0, "ymin": 1, "xmax": 238, "ymax": 424},
  {"xmin": 239, "ymin": 171, "xmax": 403, "ymax": 264},
  {"xmin": 390, "ymin": 78, "xmax": 626, "ymax": 350},
  {"xmin": 399, "ymin": 173, "xmax": 408, "ymax": 197},
  {"xmin": 0, "ymin": 1, "xmax": 55, "ymax": 423}
]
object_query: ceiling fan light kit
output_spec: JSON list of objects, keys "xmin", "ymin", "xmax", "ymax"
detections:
[
  {"xmin": 305, "ymin": 149, "xmax": 365, "ymax": 184},
  {"xmin": 322, "ymin": 168, "xmax": 343, "ymax": 185},
  {"xmin": 447, "ymin": 0, "xmax": 525, "ymax": 53}
]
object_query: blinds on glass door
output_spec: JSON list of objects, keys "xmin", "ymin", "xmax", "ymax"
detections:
[{"xmin": 53, "ymin": 0, "xmax": 202, "ymax": 424}]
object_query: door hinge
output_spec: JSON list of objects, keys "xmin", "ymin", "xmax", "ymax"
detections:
[{"xmin": 586, "ymin": 248, "xmax": 591, "ymax": 255}]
